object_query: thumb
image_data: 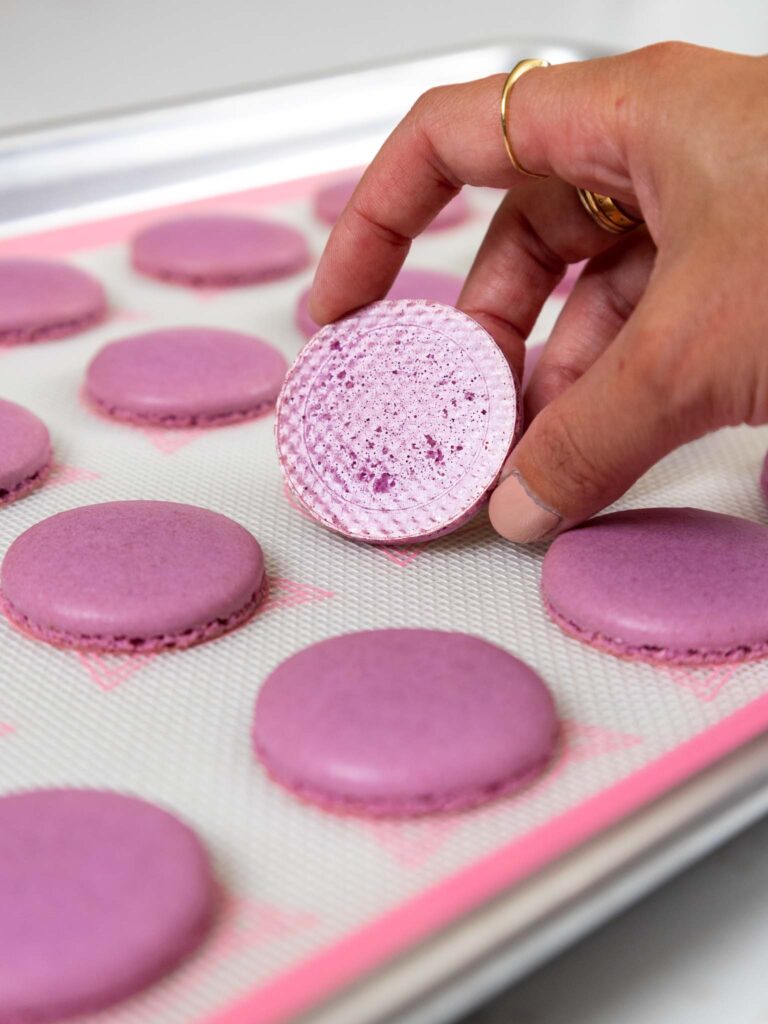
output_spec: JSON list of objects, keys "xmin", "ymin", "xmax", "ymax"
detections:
[{"xmin": 489, "ymin": 263, "xmax": 719, "ymax": 542}]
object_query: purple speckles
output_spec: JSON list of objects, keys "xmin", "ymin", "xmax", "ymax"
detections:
[
  {"xmin": 277, "ymin": 300, "xmax": 520, "ymax": 543},
  {"xmin": 373, "ymin": 472, "xmax": 396, "ymax": 493}
]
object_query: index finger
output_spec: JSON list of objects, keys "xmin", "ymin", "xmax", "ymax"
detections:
[{"xmin": 309, "ymin": 55, "xmax": 635, "ymax": 325}]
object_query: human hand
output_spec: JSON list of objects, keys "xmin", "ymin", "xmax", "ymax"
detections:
[{"xmin": 309, "ymin": 43, "xmax": 768, "ymax": 542}]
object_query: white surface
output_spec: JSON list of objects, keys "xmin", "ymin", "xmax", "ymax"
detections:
[{"xmin": 1, "ymin": 0, "xmax": 768, "ymax": 132}]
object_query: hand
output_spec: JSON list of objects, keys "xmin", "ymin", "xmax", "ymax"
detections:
[{"xmin": 309, "ymin": 43, "xmax": 768, "ymax": 542}]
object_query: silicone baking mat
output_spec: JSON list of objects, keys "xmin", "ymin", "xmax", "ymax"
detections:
[{"xmin": 1, "ymin": 173, "xmax": 768, "ymax": 1024}]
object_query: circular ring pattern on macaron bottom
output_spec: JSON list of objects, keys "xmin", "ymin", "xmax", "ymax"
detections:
[
  {"xmin": 85, "ymin": 327, "xmax": 288, "ymax": 427},
  {"xmin": 131, "ymin": 213, "xmax": 310, "ymax": 286},
  {"xmin": 0, "ymin": 399, "xmax": 52, "ymax": 506},
  {"xmin": 295, "ymin": 267, "xmax": 463, "ymax": 340},
  {"xmin": 0, "ymin": 789, "xmax": 215, "ymax": 1022},
  {"xmin": 253, "ymin": 630, "xmax": 559, "ymax": 817},
  {"xmin": 542, "ymin": 507, "xmax": 768, "ymax": 665},
  {"xmin": 277, "ymin": 300, "xmax": 520, "ymax": 544},
  {"xmin": 0, "ymin": 258, "xmax": 107, "ymax": 345},
  {"xmin": 0, "ymin": 501, "xmax": 265, "ymax": 652}
]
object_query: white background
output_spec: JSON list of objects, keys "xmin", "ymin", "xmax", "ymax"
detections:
[
  {"xmin": 0, "ymin": 0, "xmax": 767, "ymax": 132},
  {"xmin": 2, "ymin": 3, "xmax": 768, "ymax": 1022}
]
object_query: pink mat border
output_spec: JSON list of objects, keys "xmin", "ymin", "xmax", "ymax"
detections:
[{"xmin": 4, "ymin": 175, "xmax": 768, "ymax": 1024}]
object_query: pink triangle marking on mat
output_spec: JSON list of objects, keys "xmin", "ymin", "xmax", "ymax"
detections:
[
  {"xmin": 210, "ymin": 896, "xmax": 320, "ymax": 961},
  {"xmin": 47, "ymin": 462, "xmax": 102, "ymax": 489},
  {"xmin": 73, "ymin": 651, "xmax": 158, "ymax": 692},
  {"xmin": 189, "ymin": 286, "xmax": 228, "ymax": 301},
  {"xmin": 561, "ymin": 719, "xmax": 644, "ymax": 762},
  {"xmin": 659, "ymin": 664, "xmax": 740, "ymax": 703},
  {"xmin": 365, "ymin": 817, "xmax": 462, "ymax": 869},
  {"xmin": 111, "ymin": 309, "xmax": 146, "ymax": 323},
  {"xmin": 283, "ymin": 482, "xmax": 313, "ymax": 522},
  {"xmin": 259, "ymin": 576, "xmax": 335, "ymax": 615},
  {"xmin": 376, "ymin": 546, "xmax": 425, "ymax": 569},
  {"xmin": 0, "ymin": 722, "xmax": 14, "ymax": 738},
  {"xmin": 141, "ymin": 427, "xmax": 202, "ymax": 455}
]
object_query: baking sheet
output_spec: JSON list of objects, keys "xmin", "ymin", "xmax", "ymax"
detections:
[{"xmin": 1, "ymin": 170, "xmax": 768, "ymax": 1024}]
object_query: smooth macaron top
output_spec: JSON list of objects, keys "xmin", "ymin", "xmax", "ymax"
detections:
[
  {"xmin": 0, "ymin": 258, "xmax": 106, "ymax": 344},
  {"xmin": 295, "ymin": 267, "xmax": 463, "ymax": 340},
  {"xmin": 0, "ymin": 788, "xmax": 214, "ymax": 1022},
  {"xmin": 131, "ymin": 213, "xmax": 310, "ymax": 286},
  {"xmin": 277, "ymin": 299, "xmax": 519, "ymax": 544},
  {"xmin": 0, "ymin": 399, "xmax": 51, "ymax": 495},
  {"xmin": 1, "ymin": 501, "xmax": 264, "ymax": 644},
  {"xmin": 314, "ymin": 176, "xmax": 470, "ymax": 231},
  {"xmin": 543, "ymin": 506, "xmax": 768, "ymax": 660},
  {"xmin": 85, "ymin": 327, "xmax": 288, "ymax": 425},
  {"xmin": 253, "ymin": 629, "xmax": 558, "ymax": 816}
]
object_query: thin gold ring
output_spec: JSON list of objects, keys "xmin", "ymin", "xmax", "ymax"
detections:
[
  {"xmin": 500, "ymin": 59, "xmax": 550, "ymax": 179},
  {"xmin": 577, "ymin": 188, "xmax": 643, "ymax": 234}
]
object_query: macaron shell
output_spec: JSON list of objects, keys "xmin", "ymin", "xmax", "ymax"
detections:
[
  {"xmin": 85, "ymin": 327, "xmax": 288, "ymax": 426},
  {"xmin": 760, "ymin": 450, "xmax": 768, "ymax": 506},
  {"xmin": 315, "ymin": 177, "xmax": 470, "ymax": 231},
  {"xmin": 0, "ymin": 789, "xmax": 214, "ymax": 1022},
  {"xmin": 277, "ymin": 300, "xmax": 520, "ymax": 544},
  {"xmin": 0, "ymin": 258, "xmax": 107, "ymax": 345},
  {"xmin": 295, "ymin": 267, "xmax": 463, "ymax": 340},
  {"xmin": 253, "ymin": 630, "xmax": 559, "ymax": 816},
  {"xmin": 0, "ymin": 399, "xmax": 52, "ymax": 500},
  {"xmin": 131, "ymin": 213, "xmax": 310, "ymax": 286},
  {"xmin": 542, "ymin": 507, "xmax": 768, "ymax": 664},
  {"xmin": 1, "ymin": 501, "xmax": 265, "ymax": 651}
]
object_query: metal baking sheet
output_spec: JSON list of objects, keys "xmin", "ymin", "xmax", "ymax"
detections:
[{"xmin": 2, "ymin": 41, "xmax": 768, "ymax": 1024}]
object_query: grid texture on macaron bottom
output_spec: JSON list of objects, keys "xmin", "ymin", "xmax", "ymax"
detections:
[{"xmin": 277, "ymin": 300, "xmax": 520, "ymax": 544}]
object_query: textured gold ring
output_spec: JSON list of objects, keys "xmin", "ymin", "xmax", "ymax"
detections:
[
  {"xmin": 577, "ymin": 188, "xmax": 644, "ymax": 234},
  {"xmin": 500, "ymin": 59, "xmax": 551, "ymax": 179}
]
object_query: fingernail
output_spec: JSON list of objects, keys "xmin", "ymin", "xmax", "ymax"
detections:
[{"xmin": 490, "ymin": 468, "xmax": 562, "ymax": 543}]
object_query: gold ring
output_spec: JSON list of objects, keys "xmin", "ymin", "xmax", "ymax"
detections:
[
  {"xmin": 577, "ymin": 188, "xmax": 643, "ymax": 234},
  {"xmin": 500, "ymin": 59, "xmax": 550, "ymax": 178}
]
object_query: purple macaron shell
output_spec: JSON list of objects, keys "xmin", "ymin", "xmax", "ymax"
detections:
[
  {"xmin": 760, "ymin": 451, "xmax": 768, "ymax": 506},
  {"xmin": 1, "ymin": 501, "xmax": 265, "ymax": 652},
  {"xmin": 131, "ymin": 213, "xmax": 310, "ymax": 287},
  {"xmin": 0, "ymin": 399, "xmax": 52, "ymax": 505},
  {"xmin": 253, "ymin": 630, "xmax": 558, "ymax": 816},
  {"xmin": 314, "ymin": 176, "xmax": 470, "ymax": 231},
  {"xmin": 0, "ymin": 258, "xmax": 107, "ymax": 345},
  {"xmin": 277, "ymin": 299, "xmax": 520, "ymax": 544},
  {"xmin": 543, "ymin": 507, "xmax": 768, "ymax": 665},
  {"xmin": 85, "ymin": 327, "xmax": 288, "ymax": 427},
  {"xmin": 0, "ymin": 789, "xmax": 214, "ymax": 1023},
  {"xmin": 295, "ymin": 267, "xmax": 463, "ymax": 340}
]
